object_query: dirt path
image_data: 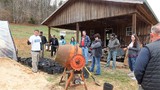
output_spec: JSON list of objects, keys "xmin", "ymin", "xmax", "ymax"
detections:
[{"xmin": 0, "ymin": 58, "xmax": 53, "ymax": 90}]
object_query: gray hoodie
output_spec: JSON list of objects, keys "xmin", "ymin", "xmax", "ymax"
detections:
[{"xmin": 108, "ymin": 38, "xmax": 120, "ymax": 51}]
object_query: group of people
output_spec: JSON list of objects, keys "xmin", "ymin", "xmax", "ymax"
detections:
[
  {"xmin": 27, "ymin": 30, "xmax": 78, "ymax": 72},
  {"xmin": 49, "ymin": 35, "xmax": 78, "ymax": 56},
  {"xmin": 27, "ymin": 23, "xmax": 160, "ymax": 90},
  {"xmin": 116, "ymin": 23, "xmax": 160, "ymax": 90},
  {"xmin": 100, "ymin": 23, "xmax": 160, "ymax": 90}
]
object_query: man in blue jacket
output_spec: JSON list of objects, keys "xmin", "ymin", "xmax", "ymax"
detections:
[
  {"xmin": 134, "ymin": 23, "xmax": 160, "ymax": 90},
  {"xmin": 80, "ymin": 30, "xmax": 91, "ymax": 65}
]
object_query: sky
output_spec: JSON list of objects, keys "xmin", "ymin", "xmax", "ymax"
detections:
[{"xmin": 146, "ymin": 0, "xmax": 160, "ymax": 22}]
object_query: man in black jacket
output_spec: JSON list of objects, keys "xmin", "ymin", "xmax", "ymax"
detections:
[
  {"xmin": 50, "ymin": 35, "xmax": 59, "ymax": 57},
  {"xmin": 39, "ymin": 31, "xmax": 47, "ymax": 58},
  {"xmin": 134, "ymin": 23, "xmax": 160, "ymax": 90}
]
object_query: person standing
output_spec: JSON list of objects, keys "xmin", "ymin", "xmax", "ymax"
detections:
[
  {"xmin": 80, "ymin": 30, "xmax": 91, "ymax": 65},
  {"xmin": 134, "ymin": 23, "xmax": 160, "ymax": 90},
  {"xmin": 106, "ymin": 33, "xmax": 120, "ymax": 69},
  {"xmin": 39, "ymin": 31, "xmax": 47, "ymax": 58},
  {"xmin": 59, "ymin": 35, "xmax": 66, "ymax": 45},
  {"xmin": 90, "ymin": 33, "xmax": 102, "ymax": 75},
  {"xmin": 28, "ymin": 30, "xmax": 41, "ymax": 73},
  {"xmin": 70, "ymin": 37, "xmax": 77, "ymax": 46},
  {"xmin": 49, "ymin": 35, "xmax": 59, "ymax": 57},
  {"xmin": 127, "ymin": 34, "xmax": 141, "ymax": 80}
]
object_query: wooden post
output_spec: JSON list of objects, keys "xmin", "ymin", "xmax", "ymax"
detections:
[
  {"xmin": 48, "ymin": 26, "xmax": 51, "ymax": 41},
  {"xmin": 104, "ymin": 29, "xmax": 106, "ymax": 47},
  {"xmin": 76, "ymin": 23, "xmax": 79, "ymax": 43},
  {"xmin": 48, "ymin": 26, "xmax": 51, "ymax": 51},
  {"xmin": 132, "ymin": 13, "xmax": 137, "ymax": 34}
]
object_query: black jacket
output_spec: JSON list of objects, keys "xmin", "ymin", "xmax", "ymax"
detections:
[
  {"xmin": 40, "ymin": 35, "xmax": 47, "ymax": 44},
  {"xmin": 50, "ymin": 38, "xmax": 59, "ymax": 46}
]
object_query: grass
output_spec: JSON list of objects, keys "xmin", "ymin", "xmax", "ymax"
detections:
[
  {"xmin": 83, "ymin": 65, "xmax": 137, "ymax": 90},
  {"xmin": 9, "ymin": 23, "xmax": 138, "ymax": 90},
  {"xmin": 10, "ymin": 23, "xmax": 77, "ymax": 43}
]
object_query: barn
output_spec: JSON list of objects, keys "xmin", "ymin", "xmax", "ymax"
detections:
[{"xmin": 41, "ymin": 0, "xmax": 159, "ymax": 47}]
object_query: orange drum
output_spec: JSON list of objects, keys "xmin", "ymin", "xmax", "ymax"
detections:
[{"xmin": 55, "ymin": 45, "xmax": 85, "ymax": 71}]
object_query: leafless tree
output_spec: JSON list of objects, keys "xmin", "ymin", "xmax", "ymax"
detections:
[{"xmin": 0, "ymin": 0, "xmax": 65, "ymax": 24}]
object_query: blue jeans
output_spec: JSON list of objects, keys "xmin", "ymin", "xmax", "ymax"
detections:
[
  {"xmin": 82, "ymin": 47, "xmax": 88, "ymax": 65},
  {"xmin": 106, "ymin": 50, "xmax": 117, "ymax": 69},
  {"xmin": 128, "ymin": 57, "xmax": 137, "ymax": 72},
  {"xmin": 90, "ymin": 56, "xmax": 101, "ymax": 75}
]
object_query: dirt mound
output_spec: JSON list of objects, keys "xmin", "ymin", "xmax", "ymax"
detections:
[{"xmin": 0, "ymin": 58, "xmax": 52, "ymax": 90}]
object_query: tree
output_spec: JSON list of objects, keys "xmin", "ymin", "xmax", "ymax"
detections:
[{"xmin": 0, "ymin": 0, "xmax": 62, "ymax": 24}]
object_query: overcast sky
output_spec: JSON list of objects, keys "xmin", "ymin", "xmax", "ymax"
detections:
[{"xmin": 145, "ymin": 0, "xmax": 160, "ymax": 22}]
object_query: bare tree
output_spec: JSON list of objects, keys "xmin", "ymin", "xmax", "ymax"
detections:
[{"xmin": 0, "ymin": 0, "xmax": 63, "ymax": 24}]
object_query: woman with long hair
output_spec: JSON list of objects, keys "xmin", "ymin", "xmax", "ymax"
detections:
[
  {"xmin": 127, "ymin": 34, "xmax": 141, "ymax": 80},
  {"xmin": 70, "ymin": 37, "xmax": 77, "ymax": 46}
]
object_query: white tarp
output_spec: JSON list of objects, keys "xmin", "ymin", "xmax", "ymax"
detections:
[{"xmin": 0, "ymin": 21, "xmax": 17, "ymax": 60}]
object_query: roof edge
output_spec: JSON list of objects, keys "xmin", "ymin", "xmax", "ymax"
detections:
[
  {"xmin": 143, "ymin": 0, "xmax": 159, "ymax": 23},
  {"xmin": 41, "ymin": 0, "xmax": 71, "ymax": 25},
  {"xmin": 104, "ymin": 0, "xmax": 143, "ymax": 4},
  {"xmin": 41, "ymin": 0, "xmax": 155, "ymax": 26}
]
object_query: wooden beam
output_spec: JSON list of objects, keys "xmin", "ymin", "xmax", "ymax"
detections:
[
  {"xmin": 137, "ymin": 5, "xmax": 157, "ymax": 25},
  {"xmin": 132, "ymin": 13, "xmax": 136, "ymax": 34},
  {"xmin": 136, "ymin": 12, "xmax": 152, "ymax": 25},
  {"xmin": 76, "ymin": 23, "xmax": 79, "ymax": 43}
]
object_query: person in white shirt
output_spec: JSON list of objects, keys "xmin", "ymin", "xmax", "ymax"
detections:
[
  {"xmin": 28, "ymin": 30, "xmax": 41, "ymax": 73},
  {"xmin": 127, "ymin": 34, "xmax": 141, "ymax": 80}
]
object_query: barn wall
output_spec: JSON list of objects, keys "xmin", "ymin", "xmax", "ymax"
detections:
[
  {"xmin": 137, "ymin": 20, "xmax": 151, "ymax": 45},
  {"xmin": 48, "ymin": 0, "xmax": 136, "ymax": 26}
]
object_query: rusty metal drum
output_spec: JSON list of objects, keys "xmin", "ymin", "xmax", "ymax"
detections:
[{"xmin": 55, "ymin": 45, "xmax": 85, "ymax": 71}]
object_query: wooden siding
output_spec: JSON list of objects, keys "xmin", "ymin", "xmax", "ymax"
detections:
[
  {"xmin": 137, "ymin": 20, "xmax": 151, "ymax": 45},
  {"xmin": 81, "ymin": 15, "xmax": 151, "ymax": 47},
  {"xmin": 48, "ymin": 0, "xmax": 136, "ymax": 27}
]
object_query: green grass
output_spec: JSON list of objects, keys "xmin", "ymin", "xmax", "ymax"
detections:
[
  {"xmin": 97, "ymin": 68, "xmax": 137, "ymax": 90},
  {"xmin": 10, "ymin": 24, "xmax": 77, "ymax": 57},
  {"xmin": 10, "ymin": 24, "xmax": 77, "ymax": 43}
]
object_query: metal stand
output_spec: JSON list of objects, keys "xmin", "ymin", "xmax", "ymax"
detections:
[{"xmin": 59, "ymin": 68, "xmax": 88, "ymax": 90}]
